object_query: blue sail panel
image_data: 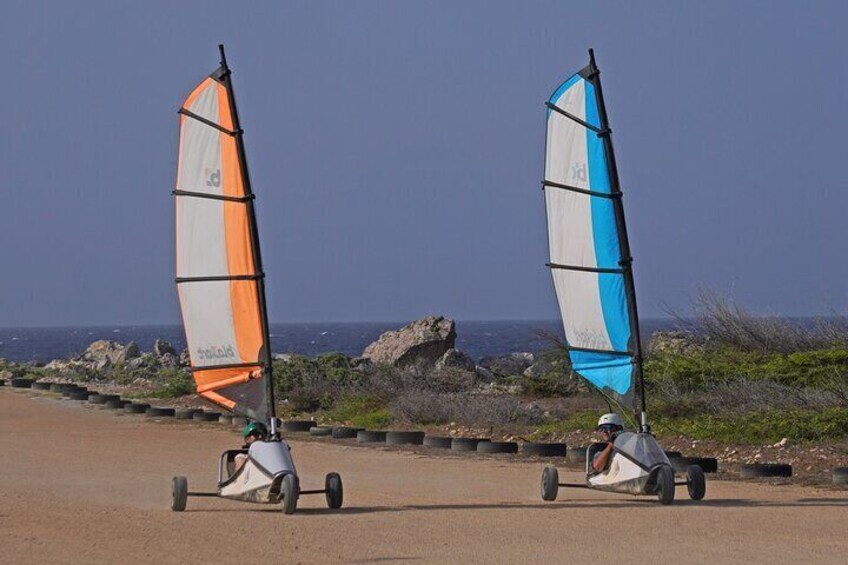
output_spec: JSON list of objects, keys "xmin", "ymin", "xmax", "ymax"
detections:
[{"xmin": 543, "ymin": 66, "xmax": 636, "ymax": 408}]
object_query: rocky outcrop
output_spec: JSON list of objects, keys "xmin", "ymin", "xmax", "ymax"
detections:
[
  {"xmin": 648, "ymin": 331, "xmax": 703, "ymax": 356},
  {"xmin": 434, "ymin": 349, "xmax": 475, "ymax": 372},
  {"xmin": 362, "ymin": 316, "xmax": 457, "ymax": 367},
  {"xmin": 478, "ymin": 352, "xmax": 535, "ymax": 378},
  {"xmin": 153, "ymin": 339, "xmax": 177, "ymax": 357},
  {"xmin": 77, "ymin": 340, "xmax": 140, "ymax": 369}
]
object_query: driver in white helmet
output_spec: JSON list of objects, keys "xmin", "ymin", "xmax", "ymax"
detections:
[{"xmin": 592, "ymin": 413, "xmax": 624, "ymax": 473}]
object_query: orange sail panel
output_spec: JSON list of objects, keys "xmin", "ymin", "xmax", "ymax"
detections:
[{"xmin": 174, "ymin": 70, "xmax": 268, "ymax": 421}]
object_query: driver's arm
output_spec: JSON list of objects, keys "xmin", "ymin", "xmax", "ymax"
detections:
[{"xmin": 592, "ymin": 442, "xmax": 615, "ymax": 473}]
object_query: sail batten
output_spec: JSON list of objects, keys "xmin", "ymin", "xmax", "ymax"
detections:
[
  {"xmin": 174, "ymin": 49, "xmax": 273, "ymax": 422},
  {"xmin": 543, "ymin": 53, "xmax": 642, "ymax": 411}
]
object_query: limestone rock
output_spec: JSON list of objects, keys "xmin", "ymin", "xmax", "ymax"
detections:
[
  {"xmin": 362, "ymin": 316, "xmax": 456, "ymax": 367},
  {"xmin": 478, "ymin": 352, "xmax": 535, "ymax": 378},
  {"xmin": 434, "ymin": 349, "xmax": 475, "ymax": 372},
  {"xmin": 648, "ymin": 331, "xmax": 702, "ymax": 356},
  {"xmin": 153, "ymin": 339, "xmax": 177, "ymax": 357}
]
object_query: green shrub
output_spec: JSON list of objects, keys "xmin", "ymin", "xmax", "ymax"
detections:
[
  {"xmin": 151, "ymin": 369, "xmax": 194, "ymax": 399},
  {"xmin": 327, "ymin": 395, "xmax": 392, "ymax": 428}
]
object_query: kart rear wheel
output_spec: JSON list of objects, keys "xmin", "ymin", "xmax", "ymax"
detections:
[
  {"xmin": 325, "ymin": 472, "xmax": 343, "ymax": 509},
  {"xmin": 281, "ymin": 474, "xmax": 299, "ymax": 515},
  {"xmin": 541, "ymin": 466, "xmax": 559, "ymax": 501},
  {"xmin": 687, "ymin": 465, "xmax": 706, "ymax": 500},
  {"xmin": 171, "ymin": 476, "xmax": 188, "ymax": 512},
  {"xmin": 656, "ymin": 466, "xmax": 675, "ymax": 505}
]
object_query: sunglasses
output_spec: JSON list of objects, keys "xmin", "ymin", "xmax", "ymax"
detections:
[{"xmin": 598, "ymin": 425, "xmax": 616, "ymax": 433}]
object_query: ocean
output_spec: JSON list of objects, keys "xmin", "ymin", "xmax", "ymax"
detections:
[{"xmin": 0, "ymin": 319, "xmax": 678, "ymax": 365}]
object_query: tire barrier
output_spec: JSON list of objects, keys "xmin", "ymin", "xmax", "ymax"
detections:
[
  {"xmin": 124, "ymin": 403, "xmax": 150, "ymax": 414},
  {"xmin": 356, "ymin": 430, "xmax": 388, "ymax": 443},
  {"xmin": 451, "ymin": 438, "xmax": 489, "ymax": 452},
  {"xmin": 477, "ymin": 441, "xmax": 518, "ymax": 454},
  {"xmin": 522, "ymin": 442, "xmax": 567, "ymax": 457},
  {"xmin": 331, "ymin": 426, "xmax": 362, "ymax": 439},
  {"xmin": 309, "ymin": 426, "xmax": 334, "ymax": 437},
  {"xmin": 104, "ymin": 399, "xmax": 130, "ymax": 409},
  {"xmin": 740, "ymin": 463, "xmax": 792, "ymax": 478},
  {"xmin": 31, "ymin": 381, "xmax": 53, "ymax": 391},
  {"xmin": 218, "ymin": 414, "xmax": 233, "ymax": 424},
  {"xmin": 669, "ymin": 456, "xmax": 718, "ymax": 474},
  {"xmin": 49, "ymin": 383, "xmax": 68, "ymax": 392},
  {"xmin": 283, "ymin": 420, "xmax": 316, "ymax": 432},
  {"xmin": 192, "ymin": 411, "xmax": 221, "ymax": 422},
  {"xmin": 566, "ymin": 446, "xmax": 587, "ymax": 464},
  {"xmin": 146, "ymin": 407, "xmax": 176, "ymax": 417},
  {"xmin": 832, "ymin": 467, "xmax": 848, "ymax": 485},
  {"xmin": 385, "ymin": 431, "xmax": 425, "ymax": 445},
  {"xmin": 69, "ymin": 391, "xmax": 94, "ymax": 401},
  {"xmin": 62, "ymin": 387, "xmax": 86, "ymax": 397},
  {"xmin": 174, "ymin": 408, "xmax": 200, "ymax": 420},
  {"xmin": 10, "ymin": 378, "xmax": 34, "ymax": 388},
  {"xmin": 423, "ymin": 436, "xmax": 453, "ymax": 449},
  {"xmin": 664, "ymin": 450, "xmax": 682, "ymax": 458},
  {"xmin": 89, "ymin": 394, "xmax": 119, "ymax": 405}
]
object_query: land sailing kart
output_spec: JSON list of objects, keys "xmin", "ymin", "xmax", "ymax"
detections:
[
  {"xmin": 171, "ymin": 426, "xmax": 343, "ymax": 514},
  {"xmin": 540, "ymin": 431, "xmax": 705, "ymax": 505}
]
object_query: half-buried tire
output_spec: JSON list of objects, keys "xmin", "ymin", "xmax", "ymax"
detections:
[
  {"xmin": 218, "ymin": 414, "xmax": 233, "ymax": 424},
  {"xmin": 283, "ymin": 420, "xmax": 316, "ymax": 432},
  {"xmin": 105, "ymin": 399, "xmax": 130, "ymax": 409},
  {"xmin": 740, "ymin": 463, "xmax": 792, "ymax": 478},
  {"xmin": 386, "ymin": 431, "xmax": 425, "ymax": 445},
  {"xmin": 175, "ymin": 409, "xmax": 199, "ymax": 420},
  {"xmin": 89, "ymin": 394, "xmax": 119, "ymax": 405},
  {"xmin": 310, "ymin": 426, "xmax": 333, "ymax": 437},
  {"xmin": 147, "ymin": 407, "xmax": 175, "ymax": 418},
  {"xmin": 31, "ymin": 381, "xmax": 52, "ymax": 391},
  {"xmin": 423, "ymin": 436, "xmax": 453, "ymax": 449},
  {"xmin": 832, "ymin": 467, "xmax": 848, "ymax": 485},
  {"xmin": 193, "ymin": 411, "xmax": 221, "ymax": 422},
  {"xmin": 451, "ymin": 438, "xmax": 488, "ymax": 452},
  {"xmin": 10, "ymin": 378, "xmax": 34, "ymax": 388},
  {"xmin": 332, "ymin": 426, "xmax": 362, "ymax": 439},
  {"xmin": 522, "ymin": 442, "xmax": 567, "ymax": 457},
  {"xmin": 478, "ymin": 441, "xmax": 518, "ymax": 454},
  {"xmin": 357, "ymin": 430, "xmax": 387, "ymax": 443},
  {"xmin": 670, "ymin": 456, "xmax": 718, "ymax": 474},
  {"xmin": 69, "ymin": 391, "xmax": 93, "ymax": 401},
  {"xmin": 124, "ymin": 403, "xmax": 150, "ymax": 414}
]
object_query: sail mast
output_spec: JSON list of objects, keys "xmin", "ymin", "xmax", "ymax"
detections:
[
  {"xmin": 215, "ymin": 44, "xmax": 277, "ymax": 423},
  {"xmin": 584, "ymin": 49, "xmax": 647, "ymax": 431}
]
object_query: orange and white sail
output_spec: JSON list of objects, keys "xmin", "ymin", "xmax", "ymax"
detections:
[{"xmin": 174, "ymin": 50, "xmax": 272, "ymax": 421}]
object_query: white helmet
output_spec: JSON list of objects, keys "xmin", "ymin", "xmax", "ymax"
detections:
[{"xmin": 597, "ymin": 413, "xmax": 623, "ymax": 428}]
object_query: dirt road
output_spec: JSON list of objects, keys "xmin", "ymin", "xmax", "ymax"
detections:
[{"xmin": 2, "ymin": 389, "xmax": 846, "ymax": 564}]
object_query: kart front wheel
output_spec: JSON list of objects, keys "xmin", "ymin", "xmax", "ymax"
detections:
[
  {"xmin": 687, "ymin": 465, "xmax": 706, "ymax": 500},
  {"xmin": 281, "ymin": 474, "xmax": 299, "ymax": 515},
  {"xmin": 325, "ymin": 472, "xmax": 343, "ymax": 509},
  {"xmin": 171, "ymin": 476, "xmax": 188, "ymax": 512},
  {"xmin": 656, "ymin": 466, "xmax": 675, "ymax": 505},
  {"xmin": 541, "ymin": 466, "xmax": 559, "ymax": 501}
]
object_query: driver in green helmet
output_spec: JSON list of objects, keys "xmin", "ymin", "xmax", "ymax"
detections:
[{"xmin": 233, "ymin": 422, "xmax": 268, "ymax": 473}]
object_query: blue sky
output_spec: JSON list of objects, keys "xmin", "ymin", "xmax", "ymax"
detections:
[{"xmin": 1, "ymin": 1, "xmax": 845, "ymax": 326}]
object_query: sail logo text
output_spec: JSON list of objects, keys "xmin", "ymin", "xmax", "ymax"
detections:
[
  {"xmin": 571, "ymin": 162, "xmax": 587, "ymax": 183},
  {"xmin": 205, "ymin": 168, "xmax": 221, "ymax": 188},
  {"xmin": 197, "ymin": 344, "xmax": 235, "ymax": 361}
]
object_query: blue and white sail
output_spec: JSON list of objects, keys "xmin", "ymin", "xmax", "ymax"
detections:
[{"xmin": 543, "ymin": 56, "xmax": 640, "ymax": 410}]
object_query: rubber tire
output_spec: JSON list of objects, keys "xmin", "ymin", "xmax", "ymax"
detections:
[
  {"xmin": 31, "ymin": 381, "xmax": 52, "ymax": 391},
  {"xmin": 687, "ymin": 465, "xmax": 706, "ymax": 500},
  {"xmin": 69, "ymin": 391, "xmax": 92, "ymax": 401},
  {"xmin": 49, "ymin": 383, "xmax": 67, "ymax": 392},
  {"xmin": 61, "ymin": 387, "xmax": 83, "ymax": 397},
  {"xmin": 664, "ymin": 450, "xmax": 682, "ymax": 458},
  {"xmin": 477, "ymin": 441, "xmax": 518, "ymax": 454},
  {"xmin": 171, "ymin": 476, "xmax": 188, "ymax": 511},
  {"xmin": 423, "ymin": 436, "xmax": 453, "ymax": 449},
  {"xmin": 105, "ymin": 399, "xmax": 129, "ymax": 409},
  {"xmin": 10, "ymin": 378, "xmax": 34, "ymax": 388},
  {"xmin": 740, "ymin": 463, "xmax": 792, "ymax": 478},
  {"xmin": 193, "ymin": 411, "xmax": 221, "ymax": 422},
  {"xmin": 174, "ymin": 409, "xmax": 199, "ymax": 420},
  {"xmin": 310, "ymin": 426, "xmax": 333, "ymax": 437},
  {"xmin": 89, "ymin": 394, "xmax": 118, "ymax": 405},
  {"xmin": 218, "ymin": 414, "xmax": 233, "ymax": 424},
  {"xmin": 541, "ymin": 466, "xmax": 559, "ymax": 501},
  {"xmin": 356, "ymin": 430, "xmax": 388, "ymax": 443},
  {"xmin": 325, "ymin": 472, "xmax": 343, "ymax": 509},
  {"xmin": 523, "ymin": 442, "xmax": 567, "ymax": 457},
  {"xmin": 125, "ymin": 403, "xmax": 150, "ymax": 414},
  {"xmin": 146, "ymin": 407, "xmax": 176, "ymax": 417},
  {"xmin": 451, "ymin": 438, "xmax": 488, "ymax": 452},
  {"xmin": 566, "ymin": 446, "xmax": 588, "ymax": 464},
  {"xmin": 670, "ymin": 456, "xmax": 718, "ymax": 474},
  {"xmin": 281, "ymin": 474, "xmax": 299, "ymax": 515},
  {"xmin": 283, "ymin": 420, "xmax": 316, "ymax": 433},
  {"xmin": 385, "ymin": 431, "xmax": 425, "ymax": 445},
  {"xmin": 332, "ymin": 426, "xmax": 362, "ymax": 439},
  {"xmin": 656, "ymin": 465, "xmax": 675, "ymax": 505},
  {"xmin": 832, "ymin": 467, "xmax": 848, "ymax": 485}
]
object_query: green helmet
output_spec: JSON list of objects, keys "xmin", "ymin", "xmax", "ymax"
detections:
[{"xmin": 242, "ymin": 421, "xmax": 268, "ymax": 439}]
